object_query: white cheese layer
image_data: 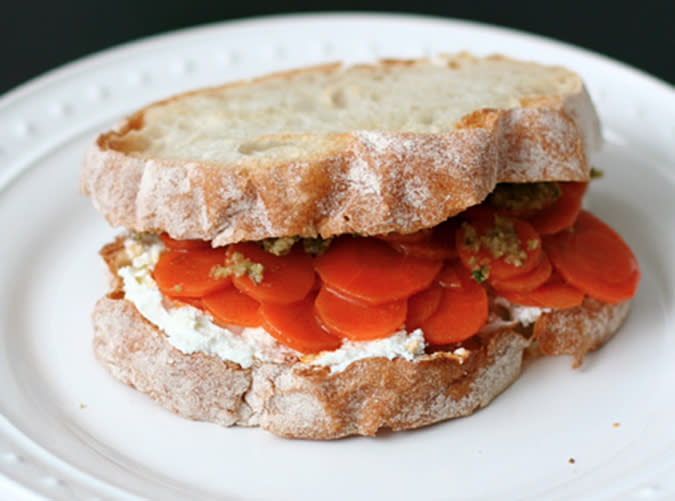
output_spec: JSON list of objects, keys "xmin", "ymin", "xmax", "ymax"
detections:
[
  {"xmin": 119, "ymin": 237, "xmax": 426, "ymax": 373},
  {"xmin": 306, "ymin": 330, "xmax": 426, "ymax": 373},
  {"xmin": 493, "ymin": 296, "xmax": 550, "ymax": 326}
]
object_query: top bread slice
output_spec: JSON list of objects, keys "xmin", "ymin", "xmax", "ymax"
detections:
[{"xmin": 80, "ymin": 53, "xmax": 601, "ymax": 245}]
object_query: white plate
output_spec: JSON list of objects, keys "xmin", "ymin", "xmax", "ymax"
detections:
[{"xmin": 1, "ymin": 12, "xmax": 674, "ymax": 501}]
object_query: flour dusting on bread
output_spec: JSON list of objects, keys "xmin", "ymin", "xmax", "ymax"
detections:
[
  {"xmin": 83, "ymin": 54, "xmax": 637, "ymax": 440},
  {"xmin": 81, "ymin": 54, "xmax": 599, "ymax": 243}
]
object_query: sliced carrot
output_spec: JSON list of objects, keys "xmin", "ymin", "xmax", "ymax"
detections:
[
  {"xmin": 387, "ymin": 239, "xmax": 457, "ymax": 260},
  {"xmin": 376, "ymin": 229, "xmax": 432, "ymax": 244},
  {"xmin": 314, "ymin": 288, "xmax": 407, "ymax": 341},
  {"xmin": 528, "ymin": 182, "xmax": 587, "ymax": 235},
  {"xmin": 386, "ymin": 219, "xmax": 459, "ymax": 261},
  {"xmin": 490, "ymin": 254, "xmax": 552, "ymax": 293},
  {"xmin": 160, "ymin": 233, "xmax": 212, "ymax": 251},
  {"xmin": 258, "ymin": 294, "xmax": 342, "ymax": 353},
  {"xmin": 310, "ymin": 274, "xmax": 322, "ymax": 292},
  {"xmin": 498, "ymin": 276, "xmax": 585, "ymax": 309},
  {"xmin": 420, "ymin": 263, "xmax": 488, "ymax": 345},
  {"xmin": 314, "ymin": 236, "xmax": 443, "ymax": 305},
  {"xmin": 543, "ymin": 210, "xmax": 640, "ymax": 304},
  {"xmin": 456, "ymin": 214, "xmax": 542, "ymax": 280},
  {"xmin": 202, "ymin": 287, "xmax": 261, "ymax": 328},
  {"xmin": 230, "ymin": 242, "xmax": 316, "ymax": 305},
  {"xmin": 153, "ymin": 249, "xmax": 231, "ymax": 298},
  {"xmin": 170, "ymin": 297, "xmax": 204, "ymax": 309},
  {"xmin": 436, "ymin": 262, "xmax": 462, "ymax": 288},
  {"xmin": 389, "ymin": 240, "xmax": 457, "ymax": 260},
  {"xmin": 406, "ymin": 284, "xmax": 443, "ymax": 331}
]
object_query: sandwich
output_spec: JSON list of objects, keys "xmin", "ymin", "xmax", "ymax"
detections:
[{"xmin": 81, "ymin": 53, "xmax": 640, "ymax": 439}]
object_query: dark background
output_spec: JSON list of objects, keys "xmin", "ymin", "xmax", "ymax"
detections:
[{"xmin": 2, "ymin": 1, "xmax": 674, "ymax": 95}]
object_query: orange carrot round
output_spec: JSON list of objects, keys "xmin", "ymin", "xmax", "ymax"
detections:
[
  {"xmin": 258, "ymin": 294, "xmax": 342, "ymax": 353},
  {"xmin": 160, "ymin": 233, "xmax": 212, "ymax": 251},
  {"xmin": 544, "ymin": 210, "xmax": 640, "ymax": 304},
  {"xmin": 376, "ymin": 229, "xmax": 432, "ymax": 244},
  {"xmin": 420, "ymin": 263, "xmax": 488, "ymax": 345},
  {"xmin": 456, "ymin": 214, "xmax": 542, "ymax": 280},
  {"xmin": 385, "ymin": 219, "xmax": 459, "ymax": 260},
  {"xmin": 406, "ymin": 284, "xmax": 443, "ymax": 331},
  {"xmin": 314, "ymin": 236, "xmax": 443, "ymax": 305},
  {"xmin": 387, "ymin": 239, "xmax": 457, "ymax": 260},
  {"xmin": 490, "ymin": 254, "xmax": 552, "ymax": 293},
  {"xmin": 230, "ymin": 242, "xmax": 316, "ymax": 305},
  {"xmin": 202, "ymin": 287, "xmax": 261, "ymax": 328},
  {"xmin": 153, "ymin": 249, "xmax": 231, "ymax": 298},
  {"xmin": 499, "ymin": 279, "xmax": 585, "ymax": 310},
  {"xmin": 170, "ymin": 297, "xmax": 204, "ymax": 309},
  {"xmin": 436, "ymin": 262, "xmax": 463, "ymax": 289},
  {"xmin": 528, "ymin": 182, "xmax": 587, "ymax": 235},
  {"xmin": 314, "ymin": 288, "xmax": 407, "ymax": 341}
]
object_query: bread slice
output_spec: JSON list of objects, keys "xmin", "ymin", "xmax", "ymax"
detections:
[
  {"xmin": 81, "ymin": 54, "xmax": 601, "ymax": 245},
  {"xmin": 92, "ymin": 239, "xmax": 630, "ymax": 439}
]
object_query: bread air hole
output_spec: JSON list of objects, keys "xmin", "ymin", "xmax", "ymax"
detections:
[
  {"xmin": 330, "ymin": 88, "xmax": 347, "ymax": 108},
  {"xmin": 419, "ymin": 111, "xmax": 434, "ymax": 125},
  {"xmin": 238, "ymin": 139, "xmax": 293, "ymax": 155}
]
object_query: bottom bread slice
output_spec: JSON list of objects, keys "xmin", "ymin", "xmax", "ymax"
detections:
[{"xmin": 92, "ymin": 291, "xmax": 630, "ymax": 439}]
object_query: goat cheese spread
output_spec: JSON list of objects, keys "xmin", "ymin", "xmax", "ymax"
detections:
[
  {"xmin": 493, "ymin": 296, "xmax": 550, "ymax": 326},
  {"xmin": 119, "ymin": 238, "xmax": 427, "ymax": 373}
]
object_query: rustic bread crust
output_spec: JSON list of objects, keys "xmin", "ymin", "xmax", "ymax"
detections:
[
  {"xmin": 93, "ymin": 240, "xmax": 631, "ymax": 439},
  {"xmin": 533, "ymin": 298, "xmax": 631, "ymax": 368},
  {"xmin": 93, "ymin": 293, "xmax": 530, "ymax": 439},
  {"xmin": 81, "ymin": 55, "xmax": 601, "ymax": 244}
]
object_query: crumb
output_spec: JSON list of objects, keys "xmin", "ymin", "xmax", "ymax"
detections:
[
  {"xmin": 613, "ymin": 422, "xmax": 621, "ymax": 428},
  {"xmin": 79, "ymin": 403, "xmax": 87, "ymax": 409},
  {"xmin": 590, "ymin": 167, "xmax": 604, "ymax": 179},
  {"xmin": 461, "ymin": 216, "xmax": 529, "ymax": 267},
  {"xmin": 210, "ymin": 252, "xmax": 264, "ymax": 285},
  {"xmin": 261, "ymin": 236, "xmax": 298, "ymax": 256},
  {"xmin": 568, "ymin": 458, "xmax": 575, "ymax": 464}
]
